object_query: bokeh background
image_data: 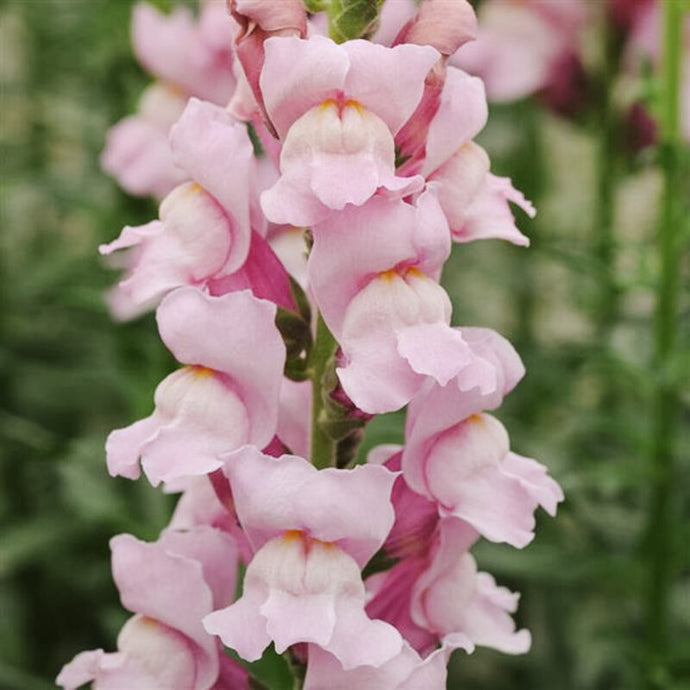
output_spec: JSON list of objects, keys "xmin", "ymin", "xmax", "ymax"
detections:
[{"xmin": 1, "ymin": 1, "xmax": 688, "ymax": 688}]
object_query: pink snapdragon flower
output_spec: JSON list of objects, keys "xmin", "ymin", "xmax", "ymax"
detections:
[
  {"xmin": 106, "ymin": 287, "xmax": 285, "ymax": 486},
  {"xmin": 203, "ymin": 446, "xmax": 403, "ymax": 669},
  {"xmin": 402, "ymin": 329, "xmax": 563, "ymax": 548},
  {"xmin": 307, "ymin": 192, "xmax": 496, "ymax": 413},
  {"xmin": 101, "ymin": 2, "xmax": 237, "ymax": 198},
  {"xmin": 304, "ymin": 634, "xmax": 472, "ymax": 690},
  {"xmin": 57, "ymin": 528, "xmax": 244, "ymax": 690},
  {"xmin": 259, "ymin": 35, "xmax": 438, "ymax": 225}
]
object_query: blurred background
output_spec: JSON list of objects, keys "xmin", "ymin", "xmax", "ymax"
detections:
[{"xmin": 1, "ymin": 1, "xmax": 688, "ymax": 689}]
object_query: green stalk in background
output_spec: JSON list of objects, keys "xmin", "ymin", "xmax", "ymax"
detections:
[{"xmin": 644, "ymin": 2, "xmax": 686, "ymax": 686}]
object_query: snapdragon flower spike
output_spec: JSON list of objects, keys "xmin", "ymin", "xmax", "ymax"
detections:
[
  {"xmin": 203, "ymin": 446, "xmax": 403, "ymax": 669},
  {"xmin": 403, "ymin": 329, "xmax": 563, "ymax": 548},
  {"xmin": 106, "ymin": 287, "xmax": 285, "ymax": 486},
  {"xmin": 57, "ymin": 528, "xmax": 243, "ymax": 690},
  {"xmin": 259, "ymin": 35, "xmax": 439, "ymax": 225}
]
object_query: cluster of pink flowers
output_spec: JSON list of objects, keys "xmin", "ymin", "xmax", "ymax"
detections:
[{"xmin": 58, "ymin": 1, "xmax": 563, "ymax": 688}]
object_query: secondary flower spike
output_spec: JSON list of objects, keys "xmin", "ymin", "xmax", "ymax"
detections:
[{"xmin": 203, "ymin": 446, "xmax": 403, "ymax": 669}]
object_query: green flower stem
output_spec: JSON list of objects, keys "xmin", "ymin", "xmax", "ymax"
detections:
[
  {"xmin": 645, "ymin": 2, "xmax": 685, "ymax": 685},
  {"xmin": 309, "ymin": 312, "xmax": 338, "ymax": 469}
]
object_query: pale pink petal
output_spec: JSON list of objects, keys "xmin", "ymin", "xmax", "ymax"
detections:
[
  {"xmin": 205, "ymin": 530, "xmax": 402, "ymax": 668},
  {"xmin": 57, "ymin": 650, "xmax": 105, "ymax": 690},
  {"xmin": 461, "ymin": 572, "xmax": 532, "ymax": 654},
  {"xmin": 169, "ymin": 476, "xmax": 236, "ymax": 533},
  {"xmin": 426, "ymin": 142, "xmax": 491, "ymax": 226},
  {"xmin": 502, "ymin": 452, "xmax": 565, "ymax": 517},
  {"xmin": 261, "ymin": 99, "xmax": 422, "ymax": 225},
  {"xmin": 122, "ymin": 184, "xmax": 234, "ymax": 302},
  {"xmin": 156, "ymin": 287, "xmax": 285, "ymax": 448},
  {"xmin": 439, "ymin": 465, "xmax": 537, "ymax": 547},
  {"xmin": 275, "ymin": 378, "xmax": 311, "ymax": 458},
  {"xmin": 411, "ymin": 519, "xmax": 530, "ymax": 653},
  {"xmin": 308, "ymin": 193, "xmax": 450, "ymax": 339},
  {"xmin": 336, "ymin": 355, "xmax": 422, "ymax": 416},
  {"xmin": 204, "ymin": 584, "xmax": 272, "ymax": 662},
  {"xmin": 342, "ymin": 40, "xmax": 439, "ymax": 135},
  {"xmin": 261, "ymin": 35, "xmax": 349, "ymax": 138},
  {"xmin": 304, "ymin": 636, "xmax": 469, "ymax": 690},
  {"xmin": 397, "ymin": 322, "xmax": 473, "ymax": 385},
  {"xmin": 455, "ymin": 173, "xmax": 533, "ymax": 246},
  {"xmin": 234, "ymin": 0, "xmax": 306, "ymax": 34},
  {"xmin": 419, "ymin": 414, "xmax": 540, "ymax": 547},
  {"xmin": 169, "ymin": 99, "xmax": 254, "ymax": 272},
  {"xmin": 337, "ymin": 268, "xmax": 457, "ymax": 413},
  {"xmin": 403, "ymin": 328, "xmax": 524, "ymax": 493},
  {"xmin": 422, "ymin": 67, "xmax": 488, "ymax": 176},
  {"xmin": 106, "ymin": 414, "xmax": 160, "ymax": 479},
  {"xmin": 99, "ymin": 220, "xmax": 164, "ymax": 256},
  {"xmin": 117, "ymin": 367, "xmax": 250, "ymax": 486},
  {"xmin": 326, "ymin": 600, "xmax": 403, "ymax": 670},
  {"xmin": 394, "ymin": 0, "xmax": 477, "ymax": 56},
  {"xmin": 221, "ymin": 446, "xmax": 396, "ymax": 566},
  {"xmin": 101, "ymin": 115, "xmax": 186, "ymax": 199},
  {"xmin": 373, "ymin": 0, "xmax": 417, "ymax": 46},
  {"xmin": 110, "ymin": 533, "xmax": 223, "ymax": 689}
]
